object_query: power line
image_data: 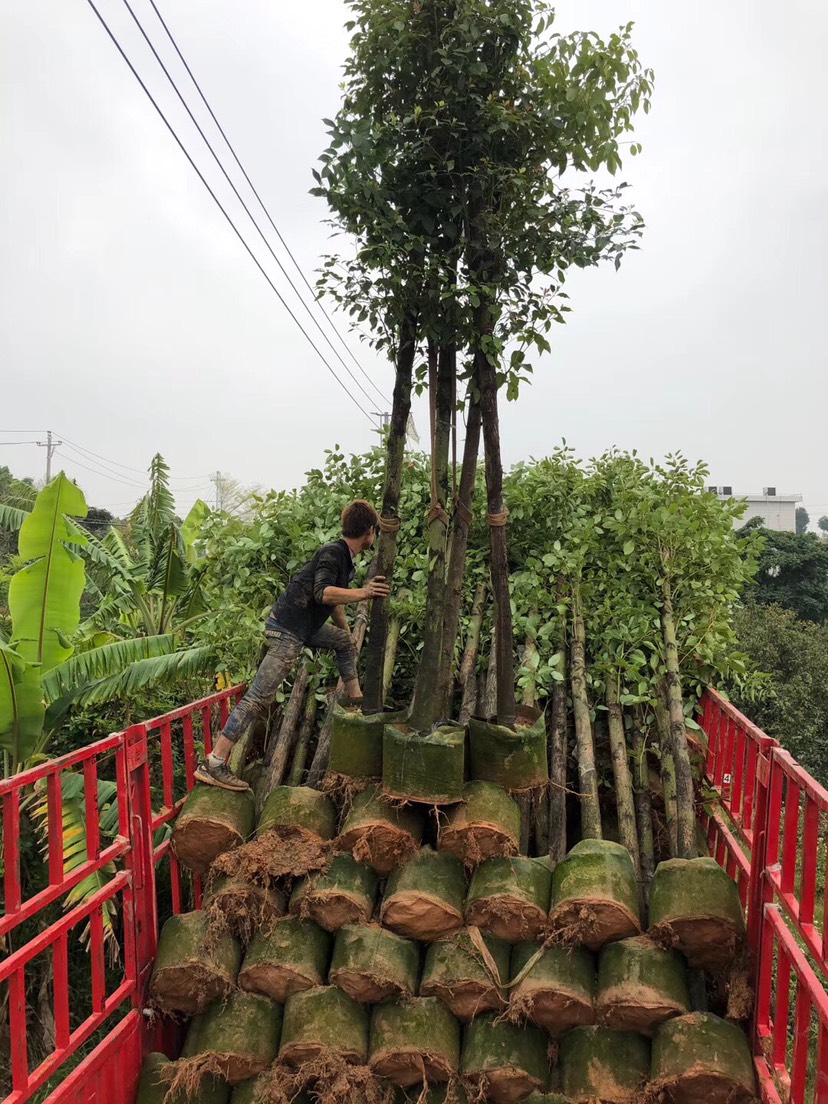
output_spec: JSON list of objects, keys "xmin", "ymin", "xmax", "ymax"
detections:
[
  {"xmin": 83, "ymin": 0, "xmax": 377, "ymax": 426},
  {"xmin": 59, "ymin": 451, "xmax": 152, "ymax": 488},
  {"xmin": 118, "ymin": 0, "xmax": 383, "ymax": 413},
  {"xmin": 60, "ymin": 441, "xmax": 148, "ymax": 486},
  {"xmin": 145, "ymin": 0, "xmax": 391, "ymax": 408}
]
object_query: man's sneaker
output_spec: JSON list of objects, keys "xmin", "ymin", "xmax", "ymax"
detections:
[{"xmin": 194, "ymin": 756, "xmax": 250, "ymax": 792}]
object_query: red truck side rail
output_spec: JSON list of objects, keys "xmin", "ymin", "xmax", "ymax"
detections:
[{"xmin": 1, "ymin": 685, "xmax": 826, "ymax": 1103}]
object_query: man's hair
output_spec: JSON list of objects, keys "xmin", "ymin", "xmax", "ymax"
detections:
[{"xmin": 341, "ymin": 499, "xmax": 379, "ymax": 538}]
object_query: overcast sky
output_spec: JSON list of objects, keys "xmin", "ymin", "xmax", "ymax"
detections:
[{"xmin": 2, "ymin": 1, "xmax": 826, "ymax": 522}]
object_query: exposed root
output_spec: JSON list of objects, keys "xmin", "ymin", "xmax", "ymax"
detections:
[
  {"xmin": 211, "ymin": 827, "xmax": 331, "ymax": 885},
  {"xmin": 340, "ymin": 824, "xmax": 419, "ymax": 878},
  {"xmin": 261, "ymin": 1052, "xmax": 395, "ymax": 1104},
  {"xmin": 548, "ymin": 899, "xmax": 640, "ymax": 951},
  {"xmin": 161, "ymin": 1050, "xmax": 261, "ymax": 1097},
  {"xmin": 203, "ymin": 883, "xmax": 283, "ymax": 952},
  {"xmin": 321, "ymin": 772, "xmax": 371, "ymax": 813},
  {"xmin": 726, "ymin": 947, "xmax": 754, "ymax": 1023}
]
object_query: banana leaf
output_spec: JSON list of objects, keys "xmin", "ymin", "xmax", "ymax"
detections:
[{"xmin": 0, "ymin": 642, "xmax": 45, "ymax": 766}]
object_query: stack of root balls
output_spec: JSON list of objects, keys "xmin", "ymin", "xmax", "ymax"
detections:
[{"xmin": 137, "ymin": 708, "xmax": 757, "ymax": 1104}]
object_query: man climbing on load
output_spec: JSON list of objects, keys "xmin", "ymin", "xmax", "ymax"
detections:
[{"xmin": 196, "ymin": 499, "xmax": 391, "ymax": 791}]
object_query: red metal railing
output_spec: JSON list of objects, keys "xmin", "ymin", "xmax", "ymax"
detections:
[
  {"xmin": 2, "ymin": 684, "xmax": 827, "ymax": 1104},
  {"xmin": 700, "ymin": 687, "xmax": 828, "ymax": 1104},
  {"xmin": 0, "ymin": 686, "xmax": 243, "ymax": 1104}
]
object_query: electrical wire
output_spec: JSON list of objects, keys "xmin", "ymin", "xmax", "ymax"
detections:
[
  {"xmin": 145, "ymin": 0, "xmax": 391, "ymax": 408},
  {"xmin": 83, "ymin": 0, "xmax": 378, "ymax": 426},
  {"xmin": 60, "ymin": 452, "xmax": 153, "ymax": 488},
  {"xmin": 118, "ymin": 0, "xmax": 383, "ymax": 413}
]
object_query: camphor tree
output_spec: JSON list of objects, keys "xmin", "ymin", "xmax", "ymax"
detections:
[{"xmin": 317, "ymin": 0, "xmax": 652, "ymax": 728}]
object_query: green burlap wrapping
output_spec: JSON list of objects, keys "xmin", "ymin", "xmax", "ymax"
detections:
[
  {"xmin": 558, "ymin": 1026, "xmax": 650, "ymax": 1103},
  {"xmin": 467, "ymin": 710, "xmax": 548, "ymax": 790},
  {"xmin": 461, "ymin": 1012, "xmax": 550, "ymax": 1104},
  {"xmin": 596, "ymin": 936, "xmax": 689, "ymax": 1034},
  {"xmin": 465, "ymin": 857, "xmax": 552, "ymax": 942},
  {"xmin": 381, "ymin": 847, "xmax": 466, "ymax": 942},
  {"xmin": 369, "ymin": 996, "xmax": 461, "ymax": 1086},
  {"xmin": 438, "ymin": 782, "xmax": 521, "ymax": 866},
  {"xmin": 328, "ymin": 706, "xmax": 407, "ymax": 780},
  {"xmin": 648, "ymin": 857, "xmax": 746, "ymax": 970},
  {"xmin": 383, "ymin": 723, "xmax": 466, "ymax": 804},
  {"xmin": 651, "ymin": 1013, "xmax": 757, "ymax": 1104},
  {"xmin": 172, "ymin": 786, "xmax": 255, "ymax": 875},
  {"xmin": 549, "ymin": 840, "xmax": 640, "ymax": 951}
]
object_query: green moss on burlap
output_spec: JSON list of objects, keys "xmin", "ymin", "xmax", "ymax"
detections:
[
  {"xmin": 136, "ymin": 1053, "xmax": 230, "ymax": 1104},
  {"xmin": 438, "ymin": 782, "xmax": 521, "ymax": 866},
  {"xmin": 149, "ymin": 910, "xmax": 241, "ymax": 1015},
  {"xmin": 328, "ymin": 706, "xmax": 408, "ymax": 779},
  {"xmin": 461, "ymin": 1012, "xmax": 549, "ymax": 1104},
  {"xmin": 420, "ymin": 928, "xmax": 510, "ymax": 1021},
  {"xmin": 181, "ymin": 991, "xmax": 282, "ymax": 1084},
  {"xmin": 648, "ymin": 858, "xmax": 746, "ymax": 970},
  {"xmin": 329, "ymin": 923, "xmax": 420, "ymax": 1003},
  {"xmin": 468, "ymin": 712, "xmax": 548, "ymax": 790},
  {"xmin": 370, "ymin": 996, "xmax": 461, "ymax": 1086},
  {"xmin": 290, "ymin": 854, "xmax": 378, "ymax": 931},
  {"xmin": 559, "ymin": 1026, "xmax": 649, "ymax": 1103},
  {"xmin": 337, "ymin": 785, "xmax": 425, "ymax": 877},
  {"xmin": 465, "ymin": 857, "xmax": 551, "ymax": 942},
  {"xmin": 509, "ymin": 941, "xmax": 596, "ymax": 1036},
  {"xmin": 280, "ymin": 985, "xmax": 370, "ymax": 1066},
  {"xmin": 172, "ymin": 785, "xmax": 256, "ymax": 875},
  {"xmin": 549, "ymin": 840, "xmax": 640, "ymax": 951},
  {"xmin": 258, "ymin": 786, "xmax": 337, "ymax": 840},
  {"xmin": 651, "ymin": 1013, "xmax": 757, "ymax": 1104},
  {"xmin": 238, "ymin": 917, "xmax": 331, "ymax": 1003},
  {"xmin": 383, "ymin": 724, "xmax": 466, "ymax": 804},
  {"xmin": 381, "ymin": 847, "xmax": 466, "ymax": 941},
  {"xmin": 596, "ymin": 936, "xmax": 689, "ymax": 1035}
]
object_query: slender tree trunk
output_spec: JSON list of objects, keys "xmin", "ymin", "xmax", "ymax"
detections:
[
  {"xmin": 382, "ymin": 617, "xmax": 401, "ymax": 704},
  {"xmin": 307, "ymin": 598, "xmax": 371, "ymax": 787},
  {"xmin": 288, "ymin": 684, "xmax": 319, "ymax": 786},
  {"xmin": 410, "ymin": 341, "xmax": 454, "ymax": 730},
  {"xmin": 548, "ymin": 580, "xmax": 568, "ymax": 863},
  {"xmin": 521, "ymin": 633, "xmax": 547, "ymax": 856},
  {"xmin": 435, "ymin": 394, "xmax": 482, "ymax": 716},
  {"xmin": 661, "ymin": 571, "xmax": 698, "ymax": 859},
  {"xmin": 570, "ymin": 587, "xmax": 602, "ymax": 840},
  {"xmin": 631, "ymin": 716, "xmax": 655, "ymax": 902},
  {"xmin": 476, "ymin": 343, "xmax": 516, "ymax": 728},
  {"xmin": 255, "ymin": 665, "xmax": 310, "ymax": 814},
  {"xmin": 605, "ymin": 677, "xmax": 640, "ymax": 876},
  {"xmin": 655, "ymin": 698, "xmax": 679, "ymax": 859},
  {"xmin": 481, "ymin": 624, "xmax": 498, "ymax": 720},
  {"xmin": 362, "ymin": 316, "xmax": 416, "ymax": 712},
  {"xmin": 457, "ymin": 582, "xmax": 487, "ymax": 725}
]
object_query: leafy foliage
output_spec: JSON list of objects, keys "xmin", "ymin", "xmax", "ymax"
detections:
[
  {"xmin": 741, "ymin": 526, "xmax": 828, "ymax": 624},
  {"xmin": 796, "ymin": 506, "xmax": 810, "ymax": 535}
]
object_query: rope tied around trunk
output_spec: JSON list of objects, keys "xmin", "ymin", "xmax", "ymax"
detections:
[
  {"xmin": 427, "ymin": 504, "xmax": 450, "ymax": 527},
  {"xmin": 487, "ymin": 508, "xmax": 509, "ymax": 527},
  {"xmin": 379, "ymin": 515, "xmax": 402, "ymax": 534},
  {"xmin": 454, "ymin": 497, "xmax": 473, "ymax": 527}
]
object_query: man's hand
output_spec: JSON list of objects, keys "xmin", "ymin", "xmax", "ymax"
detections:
[{"xmin": 360, "ymin": 575, "xmax": 391, "ymax": 601}]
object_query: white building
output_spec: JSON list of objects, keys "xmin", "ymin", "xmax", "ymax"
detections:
[{"xmin": 708, "ymin": 485, "xmax": 802, "ymax": 531}]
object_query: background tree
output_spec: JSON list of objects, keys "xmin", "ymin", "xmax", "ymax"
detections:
[
  {"xmin": 740, "ymin": 525, "xmax": 828, "ymax": 624},
  {"xmin": 796, "ymin": 506, "xmax": 810, "ymax": 534},
  {"xmin": 819, "ymin": 516, "xmax": 828, "ymax": 535}
]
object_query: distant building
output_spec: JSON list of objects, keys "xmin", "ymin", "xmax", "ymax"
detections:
[{"xmin": 708, "ymin": 485, "xmax": 802, "ymax": 532}]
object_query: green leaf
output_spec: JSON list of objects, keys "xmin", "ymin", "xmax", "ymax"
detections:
[
  {"xmin": 0, "ymin": 642, "xmax": 45, "ymax": 767},
  {"xmin": 70, "ymin": 645, "xmax": 215, "ymax": 708},
  {"xmin": 41, "ymin": 634, "xmax": 180, "ymax": 705},
  {"xmin": 9, "ymin": 473, "xmax": 87, "ymax": 672},
  {"xmin": 623, "ymin": 540, "xmax": 635, "ymax": 555}
]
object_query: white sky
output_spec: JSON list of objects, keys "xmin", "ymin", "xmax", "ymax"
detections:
[{"xmin": 2, "ymin": 1, "xmax": 826, "ymax": 521}]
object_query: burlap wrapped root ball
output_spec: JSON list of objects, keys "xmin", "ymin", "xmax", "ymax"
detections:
[
  {"xmin": 238, "ymin": 917, "xmax": 331, "ymax": 1003},
  {"xmin": 460, "ymin": 1012, "xmax": 550, "ymax": 1104},
  {"xmin": 548, "ymin": 840, "xmax": 641, "ymax": 951},
  {"xmin": 420, "ymin": 927, "xmax": 510, "ymax": 1021},
  {"xmin": 179, "ymin": 991, "xmax": 283, "ymax": 1086},
  {"xmin": 558, "ymin": 1026, "xmax": 650, "ymax": 1104},
  {"xmin": 172, "ymin": 785, "xmax": 255, "ymax": 875},
  {"xmin": 290, "ymin": 854, "xmax": 379, "ymax": 931},
  {"xmin": 279, "ymin": 985, "xmax": 370, "ymax": 1066},
  {"xmin": 337, "ymin": 785, "xmax": 425, "ymax": 877},
  {"xmin": 369, "ymin": 996, "xmax": 461, "ymax": 1087},
  {"xmin": 438, "ymin": 782, "xmax": 521, "ymax": 866},
  {"xmin": 508, "ymin": 941, "xmax": 596, "ymax": 1036},
  {"xmin": 329, "ymin": 923, "xmax": 420, "ymax": 1004},
  {"xmin": 595, "ymin": 936, "xmax": 689, "ymax": 1035},
  {"xmin": 381, "ymin": 847, "xmax": 466, "ymax": 942},
  {"xmin": 136, "ymin": 1053, "xmax": 229, "ymax": 1104},
  {"xmin": 648, "ymin": 858, "xmax": 746, "ymax": 971},
  {"xmin": 149, "ymin": 910, "xmax": 241, "ymax": 1016},
  {"xmin": 650, "ymin": 1013, "xmax": 757, "ymax": 1104},
  {"xmin": 465, "ymin": 857, "xmax": 551, "ymax": 943}
]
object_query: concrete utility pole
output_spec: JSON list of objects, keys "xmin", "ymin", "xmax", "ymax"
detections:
[
  {"xmin": 213, "ymin": 470, "xmax": 222, "ymax": 511},
  {"xmin": 372, "ymin": 412, "xmax": 391, "ymax": 430},
  {"xmin": 36, "ymin": 429, "xmax": 62, "ymax": 482}
]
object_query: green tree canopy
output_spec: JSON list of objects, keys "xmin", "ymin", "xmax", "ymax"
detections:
[{"xmin": 741, "ymin": 525, "xmax": 828, "ymax": 624}]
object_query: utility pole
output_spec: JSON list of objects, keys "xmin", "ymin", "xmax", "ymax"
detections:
[
  {"xmin": 372, "ymin": 412, "xmax": 391, "ymax": 430},
  {"xmin": 36, "ymin": 429, "xmax": 62, "ymax": 482},
  {"xmin": 213, "ymin": 470, "xmax": 222, "ymax": 511}
]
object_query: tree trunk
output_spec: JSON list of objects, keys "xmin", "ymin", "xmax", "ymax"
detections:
[
  {"xmin": 605, "ymin": 677, "xmax": 640, "ymax": 876},
  {"xmin": 477, "ymin": 343, "xmax": 516, "ymax": 729},
  {"xmin": 548, "ymin": 579, "xmax": 568, "ymax": 864},
  {"xmin": 434, "ymin": 394, "xmax": 482, "ymax": 717},
  {"xmin": 570, "ymin": 587, "xmax": 602, "ymax": 840},
  {"xmin": 410, "ymin": 341, "xmax": 453, "ymax": 730},
  {"xmin": 255, "ymin": 665, "xmax": 310, "ymax": 815},
  {"xmin": 306, "ymin": 598, "xmax": 371, "ymax": 788},
  {"xmin": 382, "ymin": 616, "xmax": 401, "ymax": 704},
  {"xmin": 362, "ymin": 316, "xmax": 416, "ymax": 712},
  {"xmin": 458, "ymin": 582, "xmax": 487, "ymax": 725},
  {"xmin": 655, "ymin": 699, "xmax": 679, "ymax": 859},
  {"xmin": 661, "ymin": 572, "xmax": 698, "ymax": 859},
  {"xmin": 481, "ymin": 624, "xmax": 498, "ymax": 719},
  {"xmin": 631, "ymin": 717, "xmax": 655, "ymax": 902},
  {"xmin": 288, "ymin": 682, "xmax": 319, "ymax": 786}
]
